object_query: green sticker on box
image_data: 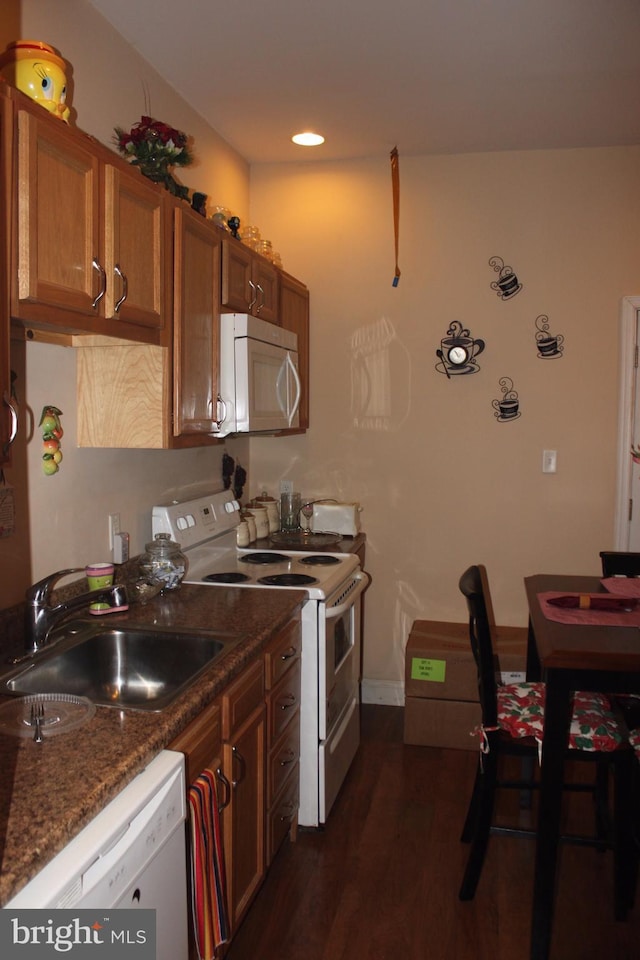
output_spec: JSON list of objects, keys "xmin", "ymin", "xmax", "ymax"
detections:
[{"xmin": 411, "ymin": 656, "xmax": 446, "ymax": 683}]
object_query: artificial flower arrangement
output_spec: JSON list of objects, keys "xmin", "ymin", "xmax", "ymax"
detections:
[{"xmin": 114, "ymin": 116, "xmax": 192, "ymax": 199}]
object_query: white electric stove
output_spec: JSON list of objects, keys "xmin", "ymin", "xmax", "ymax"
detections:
[{"xmin": 152, "ymin": 490, "xmax": 369, "ymax": 827}]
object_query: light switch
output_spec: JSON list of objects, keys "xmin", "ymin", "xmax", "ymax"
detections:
[{"xmin": 542, "ymin": 449, "xmax": 557, "ymax": 474}]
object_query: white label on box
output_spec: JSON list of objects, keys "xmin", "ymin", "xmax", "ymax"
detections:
[{"xmin": 499, "ymin": 671, "xmax": 526, "ymax": 684}]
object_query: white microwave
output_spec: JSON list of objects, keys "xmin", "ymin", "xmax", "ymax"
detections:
[{"xmin": 215, "ymin": 313, "xmax": 301, "ymax": 436}]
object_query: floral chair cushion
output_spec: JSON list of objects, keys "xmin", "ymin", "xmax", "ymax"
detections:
[
  {"xmin": 496, "ymin": 681, "xmax": 624, "ymax": 752},
  {"xmin": 628, "ymin": 727, "xmax": 640, "ymax": 762}
]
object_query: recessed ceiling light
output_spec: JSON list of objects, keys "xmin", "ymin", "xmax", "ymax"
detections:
[{"xmin": 292, "ymin": 132, "xmax": 325, "ymax": 147}]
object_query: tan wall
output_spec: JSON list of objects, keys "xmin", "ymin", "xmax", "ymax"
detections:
[{"xmin": 248, "ymin": 149, "xmax": 640, "ymax": 686}]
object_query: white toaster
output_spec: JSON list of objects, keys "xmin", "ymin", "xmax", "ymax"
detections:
[{"xmin": 310, "ymin": 501, "xmax": 362, "ymax": 537}]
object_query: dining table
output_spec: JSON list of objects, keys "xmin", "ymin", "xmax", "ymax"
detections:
[{"xmin": 525, "ymin": 573, "xmax": 640, "ymax": 960}]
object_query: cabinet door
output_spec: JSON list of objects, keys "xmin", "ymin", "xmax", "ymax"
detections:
[
  {"xmin": 173, "ymin": 206, "xmax": 222, "ymax": 436},
  {"xmin": 279, "ymin": 272, "xmax": 310, "ymax": 429},
  {"xmin": 102, "ymin": 163, "xmax": 166, "ymax": 331},
  {"xmin": 221, "ymin": 238, "xmax": 254, "ymax": 313},
  {"xmin": 223, "ymin": 704, "xmax": 266, "ymax": 932},
  {"xmin": 220, "ymin": 239, "xmax": 278, "ymax": 322},
  {"xmin": 252, "ymin": 258, "xmax": 278, "ymax": 323},
  {"xmin": 14, "ymin": 107, "xmax": 101, "ymax": 324}
]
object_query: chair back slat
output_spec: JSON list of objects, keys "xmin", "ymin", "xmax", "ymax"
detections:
[{"xmin": 458, "ymin": 564, "xmax": 499, "ymax": 728}]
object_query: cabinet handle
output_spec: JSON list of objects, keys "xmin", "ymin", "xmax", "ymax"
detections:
[
  {"xmin": 216, "ymin": 766, "xmax": 231, "ymax": 813},
  {"xmin": 248, "ymin": 279, "xmax": 257, "ymax": 310},
  {"xmin": 3, "ymin": 390, "xmax": 18, "ymax": 453},
  {"xmin": 278, "ymin": 693, "xmax": 298, "ymax": 711},
  {"xmin": 279, "ymin": 749, "xmax": 297, "ymax": 767},
  {"xmin": 231, "ymin": 745, "xmax": 246, "ymax": 788},
  {"xmin": 212, "ymin": 394, "xmax": 227, "ymax": 431},
  {"xmin": 255, "ymin": 283, "xmax": 265, "ymax": 314},
  {"xmin": 113, "ymin": 263, "xmax": 128, "ymax": 313},
  {"xmin": 91, "ymin": 257, "xmax": 107, "ymax": 309},
  {"xmin": 280, "ymin": 646, "xmax": 298, "ymax": 661}
]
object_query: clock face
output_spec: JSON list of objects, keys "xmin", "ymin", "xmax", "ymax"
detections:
[{"xmin": 447, "ymin": 344, "xmax": 469, "ymax": 366}]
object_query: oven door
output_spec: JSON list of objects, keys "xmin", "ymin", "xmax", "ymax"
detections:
[
  {"xmin": 318, "ymin": 571, "xmax": 369, "ymax": 741},
  {"xmin": 317, "ymin": 571, "xmax": 368, "ymax": 822}
]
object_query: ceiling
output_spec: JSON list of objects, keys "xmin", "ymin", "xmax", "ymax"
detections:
[{"xmin": 88, "ymin": 0, "xmax": 640, "ymax": 164}]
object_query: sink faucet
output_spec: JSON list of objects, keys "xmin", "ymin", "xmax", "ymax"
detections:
[{"xmin": 24, "ymin": 568, "xmax": 128, "ymax": 654}]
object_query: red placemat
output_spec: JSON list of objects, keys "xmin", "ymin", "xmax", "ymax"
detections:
[
  {"xmin": 601, "ymin": 577, "xmax": 640, "ymax": 598},
  {"xmin": 538, "ymin": 591, "xmax": 640, "ymax": 626}
]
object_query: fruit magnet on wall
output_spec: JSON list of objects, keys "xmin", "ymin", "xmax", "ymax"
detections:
[
  {"xmin": 40, "ymin": 406, "xmax": 64, "ymax": 475},
  {"xmin": 0, "ymin": 41, "xmax": 70, "ymax": 122},
  {"xmin": 489, "ymin": 256, "xmax": 522, "ymax": 300}
]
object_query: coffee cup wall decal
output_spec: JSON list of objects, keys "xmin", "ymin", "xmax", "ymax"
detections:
[
  {"xmin": 489, "ymin": 256, "xmax": 523, "ymax": 300},
  {"xmin": 534, "ymin": 314, "xmax": 564, "ymax": 359},
  {"xmin": 492, "ymin": 377, "xmax": 521, "ymax": 421},
  {"xmin": 435, "ymin": 320, "xmax": 485, "ymax": 376}
]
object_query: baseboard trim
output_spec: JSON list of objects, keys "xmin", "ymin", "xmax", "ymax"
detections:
[{"xmin": 361, "ymin": 679, "xmax": 404, "ymax": 706}]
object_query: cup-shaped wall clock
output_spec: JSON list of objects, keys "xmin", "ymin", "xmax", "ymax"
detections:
[
  {"xmin": 435, "ymin": 321, "xmax": 485, "ymax": 377},
  {"xmin": 489, "ymin": 256, "xmax": 523, "ymax": 300}
]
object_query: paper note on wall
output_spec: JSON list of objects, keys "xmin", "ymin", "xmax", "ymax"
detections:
[{"xmin": 411, "ymin": 657, "xmax": 446, "ymax": 683}]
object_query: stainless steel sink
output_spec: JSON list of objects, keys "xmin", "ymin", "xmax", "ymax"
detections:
[{"xmin": 3, "ymin": 621, "xmax": 238, "ymax": 711}]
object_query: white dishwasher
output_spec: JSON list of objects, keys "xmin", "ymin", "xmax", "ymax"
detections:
[{"xmin": 5, "ymin": 749, "xmax": 188, "ymax": 960}]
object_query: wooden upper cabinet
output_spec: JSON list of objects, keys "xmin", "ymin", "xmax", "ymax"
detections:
[
  {"xmin": 15, "ymin": 107, "xmax": 100, "ymax": 321},
  {"xmin": 102, "ymin": 163, "xmax": 166, "ymax": 331},
  {"xmin": 11, "ymin": 97, "xmax": 166, "ymax": 344},
  {"xmin": 279, "ymin": 271, "xmax": 310, "ymax": 430},
  {"xmin": 221, "ymin": 237, "xmax": 278, "ymax": 323},
  {"xmin": 173, "ymin": 205, "xmax": 222, "ymax": 436},
  {"xmin": 76, "ymin": 202, "xmax": 224, "ymax": 451}
]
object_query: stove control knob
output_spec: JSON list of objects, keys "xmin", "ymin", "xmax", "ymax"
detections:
[
  {"xmin": 186, "ymin": 514, "xmax": 196, "ymax": 527},
  {"xmin": 176, "ymin": 516, "xmax": 188, "ymax": 531},
  {"xmin": 225, "ymin": 500, "xmax": 240, "ymax": 513}
]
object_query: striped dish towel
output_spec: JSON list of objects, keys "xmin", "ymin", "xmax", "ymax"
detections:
[{"xmin": 188, "ymin": 769, "xmax": 229, "ymax": 958}]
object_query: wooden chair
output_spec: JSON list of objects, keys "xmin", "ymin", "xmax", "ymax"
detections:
[
  {"xmin": 457, "ymin": 564, "xmax": 635, "ymax": 917},
  {"xmin": 600, "ymin": 551, "xmax": 640, "ymax": 577}
]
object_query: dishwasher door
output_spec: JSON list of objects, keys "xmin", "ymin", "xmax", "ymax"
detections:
[{"xmin": 5, "ymin": 750, "xmax": 188, "ymax": 960}]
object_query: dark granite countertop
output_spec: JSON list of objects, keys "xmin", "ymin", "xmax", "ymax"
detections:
[{"xmin": 0, "ymin": 583, "xmax": 304, "ymax": 906}]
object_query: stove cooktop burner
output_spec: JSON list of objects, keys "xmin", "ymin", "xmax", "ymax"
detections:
[
  {"xmin": 258, "ymin": 573, "xmax": 319, "ymax": 587},
  {"xmin": 202, "ymin": 572, "xmax": 252, "ymax": 584},
  {"xmin": 240, "ymin": 552, "xmax": 290, "ymax": 565},
  {"xmin": 299, "ymin": 555, "xmax": 341, "ymax": 566}
]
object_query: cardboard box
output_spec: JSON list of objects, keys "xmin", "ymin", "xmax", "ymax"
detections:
[
  {"xmin": 402, "ymin": 618, "xmax": 528, "ymax": 750},
  {"xmin": 404, "ymin": 696, "xmax": 481, "ymax": 751},
  {"xmin": 404, "ymin": 619, "xmax": 527, "ymax": 702}
]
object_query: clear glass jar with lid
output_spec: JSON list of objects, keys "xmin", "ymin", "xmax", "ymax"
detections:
[{"xmin": 138, "ymin": 533, "xmax": 188, "ymax": 591}]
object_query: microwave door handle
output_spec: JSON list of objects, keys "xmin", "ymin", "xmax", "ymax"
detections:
[
  {"xmin": 276, "ymin": 359, "xmax": 288, "ymax": 415},
  {"xmin": 286, "ymin": 352, "xmax": 301, "ymax": 426}
]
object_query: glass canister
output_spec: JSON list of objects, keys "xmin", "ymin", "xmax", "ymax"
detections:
[{"xmin": 139, "ymin": 533, "xmax": 188, "ymax": 591}]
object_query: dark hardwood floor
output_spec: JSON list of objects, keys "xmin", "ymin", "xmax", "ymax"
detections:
[{"xmin": 226, "ymin": 704, "xmax": 640, "ymax": 960}]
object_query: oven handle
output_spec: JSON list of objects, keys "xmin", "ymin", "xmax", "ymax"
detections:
[{"xmin": 324, "ymin": 571, "xmax": 370, "ymax": 620}]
